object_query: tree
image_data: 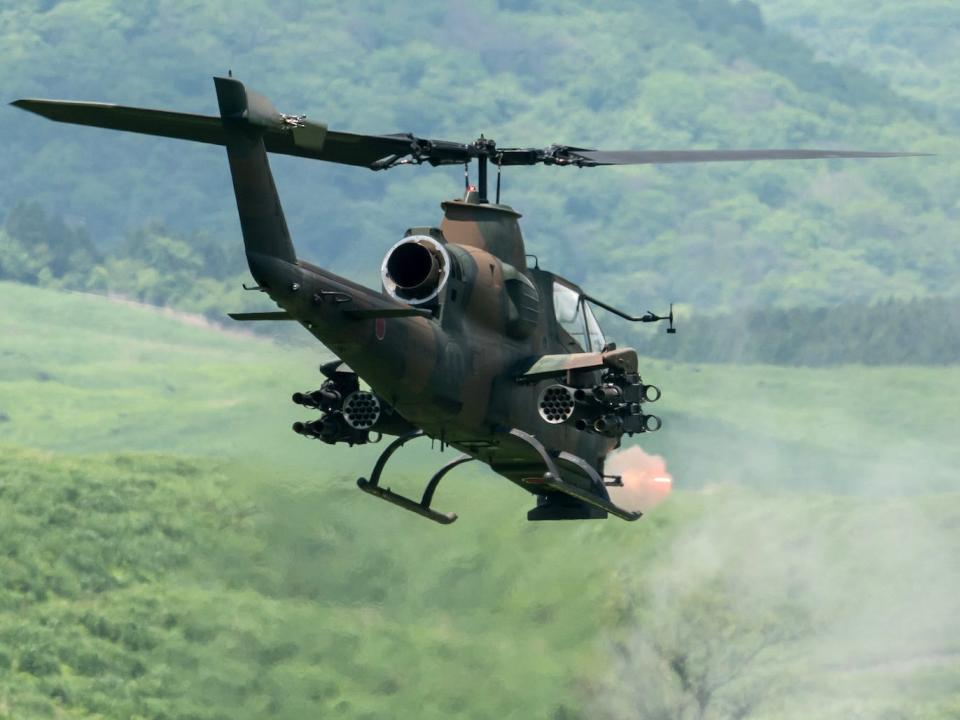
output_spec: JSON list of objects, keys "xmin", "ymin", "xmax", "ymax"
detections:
[
  {"xmin": 2, "ymin": 201, "xmax": 99, "ymax": 282},
  {"xmin": 597, "ymin": 569, "xmax": 809, "ymax": 719}
]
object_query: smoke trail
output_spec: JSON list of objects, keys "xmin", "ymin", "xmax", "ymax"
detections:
[{"xmin": 591, "ymin": 483, "xmax": 960, "ymax": 719}]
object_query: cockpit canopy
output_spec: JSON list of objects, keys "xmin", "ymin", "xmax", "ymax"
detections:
[{"xmin": 552, "ymin": 281, "xmax": 606, "ymax": 352}]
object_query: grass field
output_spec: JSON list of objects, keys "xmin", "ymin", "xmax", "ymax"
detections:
[{"xmin": 1, "ymin": 281, "xmax": 958, "ymax": 719}]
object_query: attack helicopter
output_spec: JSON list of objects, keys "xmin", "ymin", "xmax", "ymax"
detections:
[{"xmin": 12, "ymin": 76, "xmax": 924, "ymax": 524}]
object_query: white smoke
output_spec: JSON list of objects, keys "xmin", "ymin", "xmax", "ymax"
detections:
[{"xmin": 591, "ymin": 471, "xmax": 960, "ymax": 719}]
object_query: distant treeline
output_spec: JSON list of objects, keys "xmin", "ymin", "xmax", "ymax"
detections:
[
  {"xmin": 637, "ymin": 297, "xmax": 960, "ymax": 366},
  {"xmin": 3, "ymin": 0, "xmax": 957, "ymax": 314},
  {"xmin": 3, "ymin": 201, "xmax": 957, "ymax": 365},
  {"xmin": 0, "ymin": 201, "xmax": 254, "ymax": 321}
]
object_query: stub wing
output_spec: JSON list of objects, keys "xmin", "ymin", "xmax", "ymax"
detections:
[{"xmin": 516, "ymin": 348, "xmax": 639, "ymax": 382}]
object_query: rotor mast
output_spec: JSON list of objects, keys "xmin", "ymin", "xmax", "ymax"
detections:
[{"xmin": 472, "ymin": 135, "xmax": 497, "ymax": 204}]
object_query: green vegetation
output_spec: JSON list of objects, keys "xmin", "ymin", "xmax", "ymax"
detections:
[
  {"xmin": 2, "ymin": 281, "xmax": 959, "ymax": 718},
  {"xmin": 634, "ymin": 295, "xmax": 960, "ymax": 366},
  {"xmin": 2, "ymin": 1, "xmax": 958, "ymax": 717},
  {"xmin": 1, "ymin": 451, "xmax": 958, "ymax": 719},
  {"xmin": 5, "ymin": 203, "xmax": 958, "ymax": 367},
  {"xmin": 4, "ymin": 282, "xmax": 958, "ymax": 490},
  {"xmin": 0, "ymin": 202, "xmax": 266, "ymax": 325},
  {"xmin": 755, "ymin": 0, "xmax": 960, "ymax": 126},
  {"xmin": 2, "ymin": 0, "xmax": 957, "ymax": 312}
]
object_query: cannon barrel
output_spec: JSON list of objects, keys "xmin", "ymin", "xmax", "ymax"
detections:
[
  {"xmin": 593, "ymin": 415, "xmax": 624, "ymax": 437},
  {"xmin": 592, "ymin": 384, "xmax": 623, "ymax": 405}
]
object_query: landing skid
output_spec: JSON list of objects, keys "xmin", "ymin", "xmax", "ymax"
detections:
[
  {"xmin": 507, "ymin": 429, "xmax": 642, "ymax": 522},
  {"xmin": 357, "ymin": 431, "xmax": 472, "ymax": 525},
  {"xmin": 356, "ymin": 428, "xmax": 640, "ymax": 524}
]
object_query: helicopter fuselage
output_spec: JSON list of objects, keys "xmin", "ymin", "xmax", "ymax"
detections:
[{"xmin": 257, "ymin": 197, "xmax": 619, "ymax": 503}]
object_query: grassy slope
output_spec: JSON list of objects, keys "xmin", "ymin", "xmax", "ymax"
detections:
[
  {"xmin": 1, "ymin": 282, "xmax": 959, "ymax": 719},
  {"xmin": 3, "ymin": 281, "xmax": 957, "ymax": 490}
]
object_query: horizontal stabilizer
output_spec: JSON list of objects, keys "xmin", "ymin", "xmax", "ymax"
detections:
[{"xmin": 227, "ymin": 311, "xmax": 294, "ymax": 321}]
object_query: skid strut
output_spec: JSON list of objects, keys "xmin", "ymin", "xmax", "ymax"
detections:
[
  {"xmin": 507, "ymin": 428, "xmax": 642, "ymax": 522},
  {"xmin": 357, "ymin": 430, "xmax": 472, "ymax": 524}
]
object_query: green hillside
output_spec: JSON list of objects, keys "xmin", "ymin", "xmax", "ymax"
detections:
[
  {"xmin": 4, "ymin": 282, "xmax": 958, "ymax": 490},
  {"xmin": 755, "ymin": 0, "xmax": 960, "ymax": 126},
  {"xmin": 636, "ymin": 295, "xmax": 960, "ymax": 366},
  {"xmin": 2, "ymin": 2, "xmax": 958, "ymax": 714},
  {"xmin": 2, "ymin": 0, "xmax": 957, "ymax": 313},
  {"xmin": 2, "ymin": 447, "xmax": 959, "ymax": 720},
  {"xmin": 2, "ymin": 281, "xmax": 959, "ymax": 718}
]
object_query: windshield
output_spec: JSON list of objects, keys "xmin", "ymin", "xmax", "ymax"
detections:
[
  {"xmin": 553, "ymin": 282, "xmax": 606, "ymax": 352},
  {"xmin": 584, "ymin": 301, "xmax": 606, "ymax": 351}
]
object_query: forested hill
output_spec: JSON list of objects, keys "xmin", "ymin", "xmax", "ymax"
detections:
[
  {"xmin": 755, "ymin": 0, "xmax": 960, "ymax": 127},
  {"xmin": 2, "ymin": 0, "xmax": 957, "ymax": 313},
  {"xmin": 636, "ymin": 295, "xmax": 960, "ymax": 366}
]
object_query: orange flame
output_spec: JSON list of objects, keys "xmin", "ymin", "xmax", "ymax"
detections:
[{"xmin": 605, "ymin": 446, "xmax": 673, "ymax": 512}]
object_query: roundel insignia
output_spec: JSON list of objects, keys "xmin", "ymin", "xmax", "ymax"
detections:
[{"xmin": 375, "ymin": 318, "xmax": 386, "ymax": 340}]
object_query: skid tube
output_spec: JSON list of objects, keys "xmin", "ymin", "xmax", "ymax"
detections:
[{"xmin": 357, "ymin": 430, "xmax": 473, "ymax": 525}]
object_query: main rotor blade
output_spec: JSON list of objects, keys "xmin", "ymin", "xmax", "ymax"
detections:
[
  {"xmin": 11, "ymin": 98, "xmax": 419, "ymax": 168},
  {"xmin": 568, "ymin": 148, "xmax": 931, "ymax": 165},
  {"xmin": 12, "ymin": 97, "xmax": 930, "ymax": 171}
]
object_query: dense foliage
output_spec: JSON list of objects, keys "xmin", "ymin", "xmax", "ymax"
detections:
[
  {"xmin": 0, "ymin": 202, "xmax": 266, "ymax": 324},
  {"xmin": 2, "ymin": 0, "xmax": 957, "ymax": 313},
  {"xmin": 3, "ymin": 447, "xmax": 954, "ymax": 720},
  {"xmin": 633, "ymin": 295, "xmax": 960, "ymax": 365},
  {"xmin": 3, "ymin": 199, "xmax": 957, "ymax": 365},
  {"xmin": 755, "ymin": 0, "xmax": 960, "ymax": 126},
  {"xmin": 0, "ymin": 289, "xmax": 958, "ymax": 719},
  {"xmin": 1, "ymin": 278, "xmax": 959, "ymax": 720},
  {"xmin": 2, "ymin": 2, "xmax": 958, "ymax": 717}
]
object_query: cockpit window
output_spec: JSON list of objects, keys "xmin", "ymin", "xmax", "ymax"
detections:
[
  {"xmin": 553, "ymin": 281, "xmax": 606, "ymax": 352},
  {"xmin": 584, "ymin": 301, "xmax": 606, "ymax": 352}
]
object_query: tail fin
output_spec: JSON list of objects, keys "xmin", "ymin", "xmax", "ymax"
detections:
[{"xmin": 213, "ymin": 76, "xmax": 297, "ymax": 282}]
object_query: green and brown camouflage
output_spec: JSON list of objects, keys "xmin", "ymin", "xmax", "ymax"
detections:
[
  {"xmin": 13, "ymin": 76, "xmax": 923, "ymax": 524},
  {"xmin": 259, "ymin": 185, "xmax": 645, "ymax": 522}
]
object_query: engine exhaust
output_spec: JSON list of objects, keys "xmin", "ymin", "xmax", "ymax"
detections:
[{"xmin": 381, "ymin": 235, "xmax": 453, "ymax": 305}]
